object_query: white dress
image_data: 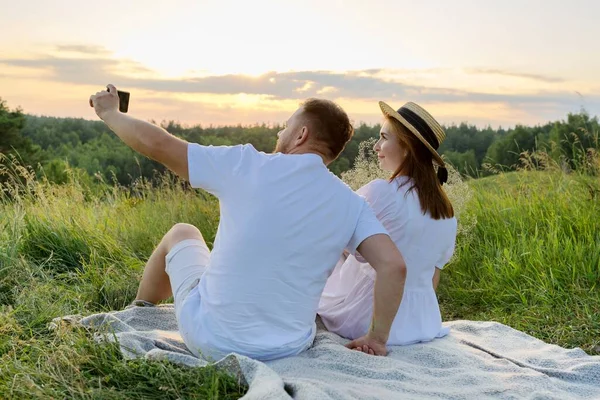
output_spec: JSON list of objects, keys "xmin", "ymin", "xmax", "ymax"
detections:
[{"xmin": 318, "ymin": 177, "xmax": 457, "ymax": 345}]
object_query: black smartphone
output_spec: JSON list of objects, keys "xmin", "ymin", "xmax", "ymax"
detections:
[{"xmin": 107, "ymin": 86, "xmax": 130, "ymax": 113}]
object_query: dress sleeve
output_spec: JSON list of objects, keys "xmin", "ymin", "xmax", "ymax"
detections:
[
  {"xmin": 357, "ymin": 179, "xmax": 399, "ymax": 237},
  {"xmin": 436, "ymin": 241, "xmax": 456, "ymax": 270},
  {"xmin": 346, "ymin": 200, "xmax": 389, "ymax": 254},
  {"xmin": 351, "ymin": 179, "xmax": 397, "ymax": 262},
  {"xmin": 436, "ymin": 219, "xmax": 458, "ymax": 269}
]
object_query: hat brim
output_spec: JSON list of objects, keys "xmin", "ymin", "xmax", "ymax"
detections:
[{"xmin": 379, "ymin": 101, "xmax": 445, "ymax": 167}]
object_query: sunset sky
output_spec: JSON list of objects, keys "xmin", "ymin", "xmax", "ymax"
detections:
[{"xmin": 1, "ymin": 0, "xmax": 598, "ymax": 128}]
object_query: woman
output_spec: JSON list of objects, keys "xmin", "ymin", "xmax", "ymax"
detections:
[{"xmin": 318, "ymin": 101, "xmax": 457, "ymax": 346}]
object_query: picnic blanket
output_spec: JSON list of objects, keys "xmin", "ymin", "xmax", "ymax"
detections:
[{"xmin": 51, "ymin": 304, "xmax": 600, "ymax": 399}]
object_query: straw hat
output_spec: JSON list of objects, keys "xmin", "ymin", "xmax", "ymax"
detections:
[{"xmin": 379, "ymin": 101, "xmax": 446, "ymax": 167}]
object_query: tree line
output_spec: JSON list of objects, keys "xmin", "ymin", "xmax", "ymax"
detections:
[{"xmin": 1, "ymin": 97, "xmax": 598, "ymax": 186}]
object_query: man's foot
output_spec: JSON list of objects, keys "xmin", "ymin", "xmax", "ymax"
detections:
[{"xmin": 126, "ymin": 299, "xmax": 156, "ymax": 309}]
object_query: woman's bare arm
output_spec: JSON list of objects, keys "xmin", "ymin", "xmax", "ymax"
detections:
[{"xmin": 433, "ymin": 267, "xmax": 441, "ymax": 291}]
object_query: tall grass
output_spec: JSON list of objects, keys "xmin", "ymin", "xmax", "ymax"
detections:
[
  {"xmin": 439, "ymin": 171, "xmax": 600, "ymax": 353},
  {"xmin": 0, "ymin": 153, "xmax": 598, "ymax": 398},
  {"xmin": 0, "ymin": 160, "xmax": 243, "ymax": 399}
]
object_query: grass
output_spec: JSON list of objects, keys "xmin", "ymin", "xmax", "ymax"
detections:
[
  {"xmin": 0, "ymin": 167, "xmax": 599, "ymax": 398},
  {"xmin": 0, "ymin": 174, "xmax": 242, "ymax": 399},
  {"xmin": 439, "ymin": 171, "xmax": 600, "ymax": 354}
]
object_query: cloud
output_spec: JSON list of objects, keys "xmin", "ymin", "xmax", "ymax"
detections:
[
  {"xmin": 1, "ymin": 56, "xmax": 153, "ymax": 83},
  {"xmin": 0, "ymin": 55, "xmax": 412, "ymax": 98},
  {"xmin": 0, "ymin": 52, "xmax": 598, "ymax": 125},
  {"xmin": 466, "ymin": 68, "xmax": 566, "ymax": 83},
  {"xmin": 55, "ymin": 44, "xmax": 112, "ymax": 55}
]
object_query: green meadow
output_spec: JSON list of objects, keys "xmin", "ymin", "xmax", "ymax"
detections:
[{"xmin": 0, "ymin": 167, "xmax": 598, "ymax": 398}]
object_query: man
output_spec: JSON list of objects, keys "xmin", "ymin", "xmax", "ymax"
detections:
[{"xmin": 89, "ymin": 85, "xmax": 407, "ymax": 361}]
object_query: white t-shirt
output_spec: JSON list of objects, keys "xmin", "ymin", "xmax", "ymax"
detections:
[
  {"xmin": 319, "ymin": 177, "xmax": 457, "ymax": 345},
  {"xmin": 182, "ymin": 143, "xmax": 388, "ymax": 361}
]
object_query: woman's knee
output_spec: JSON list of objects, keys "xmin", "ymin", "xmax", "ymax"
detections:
[{"xmin": 166, "ymin": 223, "xmax": 204, "ymax": 248}]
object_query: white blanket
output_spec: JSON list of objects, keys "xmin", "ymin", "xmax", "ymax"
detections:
[{"xmin": 51, "ymin": 305, "xmax": 600, "ymax": 399}]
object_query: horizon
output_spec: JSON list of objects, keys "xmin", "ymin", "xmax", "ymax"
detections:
[
  {"xmin": 1, "ymin": 0, "xmax": 599, "ymax": 129},
  {"xmin": 19, "ymin": 107, "xmax": 597, "ymax": 131}
]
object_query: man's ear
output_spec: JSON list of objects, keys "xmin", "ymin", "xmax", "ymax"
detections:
[{"xmin": 294, "ymin": 126, "xmax": 310, "ymax": 146}]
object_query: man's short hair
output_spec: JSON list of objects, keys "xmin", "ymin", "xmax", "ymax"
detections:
[{"xmin": 301, "ymin": 99, "xmax": 354, "ymax": 161}]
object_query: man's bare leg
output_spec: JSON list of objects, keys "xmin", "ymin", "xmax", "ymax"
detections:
[{"xmin": 135, "ymin": 223, "xmax": 205, "ymax": 304}]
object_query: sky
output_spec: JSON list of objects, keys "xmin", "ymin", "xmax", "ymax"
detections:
[{"xmin": 1, "ymin": 0, "xmax": 598, "ymax": 128}]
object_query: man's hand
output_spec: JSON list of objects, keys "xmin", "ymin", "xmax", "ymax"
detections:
[
  {"xmin": 89, "ymin": 84, "xmax": 119, "ymax": 120},
  {"xmin": 346, "ymin": 334, "xmax": 387, "ymax": 356}
]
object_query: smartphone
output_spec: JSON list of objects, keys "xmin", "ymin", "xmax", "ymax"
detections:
[{"xmin": 107, "ymin": 86, "xmax": 130, "ymax": 113}]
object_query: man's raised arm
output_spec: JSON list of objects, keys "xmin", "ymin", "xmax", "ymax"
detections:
[
  {"xmin": 346, "ymin": 233, "xmax": 407, "ymax": 356},
  {"xmin": 89, "ymin": 84, "xmax": 189, "ymax": 181}
]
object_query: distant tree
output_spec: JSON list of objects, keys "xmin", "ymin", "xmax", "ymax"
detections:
[
  {"xmin": 0, "ymin": 98, "xmax": 44, "ymax": 168},
  {"xmin": 440, "ymin": 123, "xmax": 498, "ymax": 173},
  {"xmin": 444, "ymin": 150, "xmax": 478, "ymax": 176},
  {"xmin": 10, "ymin": 107, "xmax": 600, "ymax": 185},
  {"xmin": 484, "ymin": 125, "xmax": 538, "ymax": 169},
  {"xmin": 329, "ymin": 157, "xmax": 350, "ymax": 176}
]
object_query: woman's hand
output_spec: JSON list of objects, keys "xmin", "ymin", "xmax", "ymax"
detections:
[{"xmin": 345, "ymin": 334, "xmax": 387, "ymax": 356}]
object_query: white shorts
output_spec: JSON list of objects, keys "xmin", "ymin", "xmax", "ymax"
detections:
[{"xmin": 165, "ymin": 239, "xmax": 210, "ymax": 318}]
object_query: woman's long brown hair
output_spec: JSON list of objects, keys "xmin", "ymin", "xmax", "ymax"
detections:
[{"xmin": 386, "ymin": 116, "xmax": 454, "ymax": 220}]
